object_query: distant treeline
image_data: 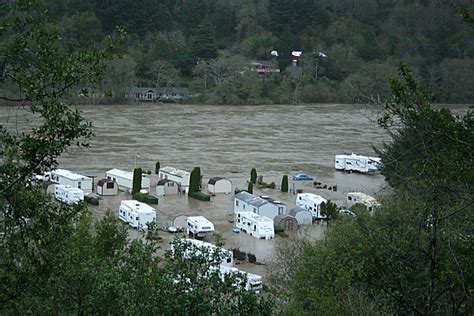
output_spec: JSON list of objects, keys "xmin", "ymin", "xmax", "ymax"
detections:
[{"xmin": 38, "ymin": 0, "xmax": 474, "ymax": 104}]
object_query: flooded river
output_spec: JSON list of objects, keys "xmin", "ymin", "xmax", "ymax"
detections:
[{"xmin": 1, "ymin": 103, "xmax": 469, "ymax": 277}]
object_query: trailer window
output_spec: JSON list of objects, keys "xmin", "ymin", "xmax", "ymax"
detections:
[
  {"xmin": 348, "ymin": 196, "xmax": 352, "ymax": 201},
  {"xmin": 78, "ymin": 182, "xmax": 81, "ymax": 188},
  {"xmin": 136, "ymin": 217, "xmax": 139, "ymax": 220},
  {"xmin": 236, "ymin": 200, "xmax": 239, "ymax": 206},
  {"xmin": 106, "ymin": 182, "xmax": 114, "ymax": 189},
  {"xmin": 226, "ymin": 258, "xmax": 231, "ymax": 263},
  {"xmin": 278, "ymin": 207, "xmax": 284, "ymax": 215}
]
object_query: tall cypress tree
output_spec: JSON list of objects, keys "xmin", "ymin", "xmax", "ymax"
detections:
[
  {"xmin": 281, "ymin": 175, "xmax": 288, "ymax": 192},
  {"xmin": 132, "ymin": 167, "xmax": 142, "ymax": 194}
]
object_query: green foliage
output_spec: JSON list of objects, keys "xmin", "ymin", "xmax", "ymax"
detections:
[
  {"xmin": 320, "ymin": 200, "xmax": 339, "ymax": 225},
  {"xmin": 84, "ymin": 195, "xmax": 99, "ymax": 205},
  {"xmin": 155, "ymin": 161, "xmax": 160, "ymax": 174},
  {"xmin": 250, "ymin": 168, "xmax": 257, "ymax": 184},
  {"xmin": 188, "ymin": 191, "xmax": 211, "ymax": 202},
  {"xmin": 132, "ymin": 192, "xmax": 158, "ymax": 205},
  {"xmin": 281, "ymin": 175, "xmax": 288, "ymax": 192},
  {"xmin": 132, "ymin": 168, "xmax": 142, "ymax": 194},
  {"xmin": 247, "ymin": 181, "xmax": 253, "ymax": 194},
  {"xmin": 188, "ymin": 167, "xmax": 201, "ymax": 194}
]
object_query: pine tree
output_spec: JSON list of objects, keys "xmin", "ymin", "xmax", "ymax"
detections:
[
  {"xmin": 281, "ymin": 175, "xmax": 288, "ymax": 192},
  {"xmin": 132, "ymin": 168, "xmax": 142, "ymax": 194},
  {"xmin": 250, "ymin": 168, "xmax": 257, "ymax": 184}
]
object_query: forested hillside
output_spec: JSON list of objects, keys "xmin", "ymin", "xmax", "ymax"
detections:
[{"xmin": 31, "ymin": 1, "xmax": 474, "ymax": 103}]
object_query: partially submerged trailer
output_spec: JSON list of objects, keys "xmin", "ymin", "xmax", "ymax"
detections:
[
  {"xmin": 54, "ymin": 185, "xmax": 84, "ymax": 205},
  {"xmin": 50, "ymin": 169, "xmax": 93, "ymax": 193},
  {"xmin": 105, "ymin": 168, "xmax": 150, "ymax": 192},
  {"xmin": 235, "ymin": 211, "xmax": 274, "ymax": 240},
  {"xmin": 118, "ymin": 200, "xmax": 156, "ymax": 229},
  {"xmin": 171, "ymin": 238, "xmax": 233, "ymax": 267},
  {"xmin": 296, "ymin": 193, "xmax": 327, "ymax": 219},
  {"xmin": 187, "ymin": 216, "xmax": 215, "ymax": 239},
  {"xmin": 335, "ymin": 153, "xmax": 381, "ymax": 174},
  {"xmin": 347, "ymin": 192, "xmax": 380, "ymax": 212},
  {"xmin": 219, "ymin": 266, "xmax": 263, "ymax": 293}
]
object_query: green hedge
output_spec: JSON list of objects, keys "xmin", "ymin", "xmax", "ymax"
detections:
[
  {"xmin": 133, "ymin": 192, "xmax": 159, "ymax": 205},
  {"xmin": 85, "ymin": 196, "xmax": 99, "ymax": 206},
  {"xmin": 189, "ymin": 191, "xmax": 211, "ymax": 201}
]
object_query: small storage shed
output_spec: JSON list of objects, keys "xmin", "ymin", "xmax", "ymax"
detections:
[
  {"xmin": 156, "ymin": 179, "xmax": 179, "ymax": 196},
  {"xmin": 207, "ymin": 177, "xmax": 232, "ymax": 194},
  {"xmin": 273, "ymin": 214, "xmax": 298, "ymax": 231},
  {"xmin": 289, "ymin": 206, "xmax": 313, "ymax": 225},
  {"xmin": 96, "ymin": 178, "xmax": 118, "ymax": 196}
]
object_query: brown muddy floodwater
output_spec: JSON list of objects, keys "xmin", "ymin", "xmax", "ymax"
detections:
[{"xmin": 3, "ymin": 103, "xmax": 468, "ymax": 278}]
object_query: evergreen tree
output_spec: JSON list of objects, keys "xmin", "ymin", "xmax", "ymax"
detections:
[
  {"xmin": 189, "ymin": 167, "xmax": 202, "ymax": 194},
  {"xmin": 155, "ymin": 161, "xmax": 160, "ymax": 175},
  {"xmin": 190, "ymin": 18, "xmax": 218, "ymax": 60},
  {"xmin": 281, "ymin": 175, "xmax": 288, "ymax": 192},
  {"xmin": 132, "ymin": 168, "xmax": 142, "ymax": 194},
  {"xmin": 248, "ymin": 181, "xmax": 254, "ymax": 194},
  {"xmin": 250, "ymin": 168, "xmax": 257, "ymax": 184}
]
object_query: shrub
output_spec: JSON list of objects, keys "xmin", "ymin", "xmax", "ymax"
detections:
[
  {"xmin": 232, "ymin": 248, "xmax": 247, "ymax": 261},
  {"xmin": 155, "ymin": 161, "xmax": 160, "ymax": 174},
  {"xmin": 133, "ymin": 192, "xmax": 158, "ymax": 205},
  {"xmin": 189, "ymin": 167, "xmax": 201, "ymax": 194},
  {"xmin": 234, "ymin": 187, "xmax": 242, "ymax": 194},
  {"xmin": 132, "ymin": 168, "xmax": 142, "ymax": 194},
  {"xmin": 247, "ymin": 253, "xmax": 257, "ymax": 263},
  {"xmin": 189, "ymin": 191, "xmax": 211, "ymax": 201},
  {"xmin": 85, "ymin": 196, "xmax": 99, "ymax": 205}
]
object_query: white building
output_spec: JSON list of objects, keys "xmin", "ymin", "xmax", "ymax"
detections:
[
  {"xmin": 289, "ymin": 206, "xmax": 313, "ymax": 225},
  {"xmin": 234, "ymin": 191, "xmax": 287, "ymax": 220},
  {"xmin": 172, "ymin": 238, "xmax": 233, "ymax": 267},
  {"xmin": 207, "ymin": 177, "xmax": 232, "ymax": 194},
  {"xmin": 105, "ymin": 168, "xmax": 150, "ymax": 192},
  {"xmin": 155, "ymin": 179, "xmax": 179, "ymax": 196},
  {"xmin": 187, "ymin": 216, "xmax": 215, "ymax": 239},
  {"xmin": 235, "ymin": 211, "xmax": 274, "ymax": 240},
  {"xmin": 55, "ymin": 185, "xmax": 84, "ymax": 205},
  {"xmin": 96, "ymin": 178, "xmax": 118, "ymax": 196},
  {"xmin": 50, "ymin": 169, "xmax": 93, "ymax": 193},
  {"xmin": 347, "ymin": 192, "xmax": 380, "ymax": 212},
  {"xmin": 335, "ymin": 153, "xmax": 381, "ymax": 173},
  {"xmin": 296, "ymin": 193, "xmax": 327, "ymax": 219},
  {"xmin": 158, "ymin": 166, "xmax": 191, "ymax": 193},
  {"xmin": 118, "ymin": 200, "xmax": 156, "ymax": 229}
]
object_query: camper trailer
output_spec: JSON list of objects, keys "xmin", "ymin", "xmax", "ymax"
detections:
[
  {"xmin": 235, "ymin": 211, "xmax": 274, "ymax": 240},
  {"xmin": 171, "ymin": 238, "xmax": 233, "ymax": 267},
  {"xmin": 187, "ymin": 216, "xmax": 215, "ymax": 238},
  {"xmin": 105, "ymin": 168, "xmax": 150, "ymax": 192},
  {"xmin": 296, "ymin": 193, "xmax": 327, "ymax": 219},
  {"xmin": 54, "ymin": 185, "xmax": 84, "ymax": 205},
  {"xmin": 219, "ymin": 266, "xmax": 263, "ymax": 293},
  {"xmin": 347, "ymin": 192, "xmax": 380, "ymax": 212},
  {"xmin": 118, "ymin": 200, "xmax": 156, "ymax": 229},
  {"xmin": 158, "ymin": 166, "xmax": 191, "ymax": 193},
  {"xmin": 50, "ymin": 169, "xmax": 93, "ymax": 193},
  {"xmin": 335, "ymin": 153, "xmax": 381, "ymax": 174}
]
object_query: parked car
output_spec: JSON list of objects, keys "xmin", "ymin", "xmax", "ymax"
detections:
[{"xmin": 292, "ymin": 173, "xmax": 314, "ymax": 181}]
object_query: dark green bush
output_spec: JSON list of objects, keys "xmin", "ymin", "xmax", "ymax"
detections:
[
  {"xmin": 133, "ymin": 192, "xmax": 158, "ymax": 205},
  {"xmin": 189, "ymin": 191, "xmax": 211, "ymax": 201},
  {"xmin": 85, "ymin": 196, "xmax": 99, "ymax": 205}
]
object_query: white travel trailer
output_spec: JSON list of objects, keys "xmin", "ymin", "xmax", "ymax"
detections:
[
  {"xmin": 235, "ymin": 211, "xmax": 274, "ymax": 240},
  {"xmin": 219, "ymin": 266, "xmax": 263, "ymax": 293},
  {"xmin": 54, "ymin": 185, "xmax": 84, "ymax": 205},
  {"xmin": 171, "ymin": 238, "xmax": 233, "ymax": 267},
  {"xmin": 347, "ymin": 192, "xmax": 380, "ymax": 212},
  {"xmin": 50, "ymin": 169, "xmax": 93, "ymax": 193},
  {"xmin": 119, "ymin": 200, "xmax": 156, "ymax": 229},
  {"xmin": 296, "ymin": 193, "xmax": 327, "ymax": 219},
  {"xmin": 158, "ymin": 166, "xmax": 191, "ymax": 193},
  {"xmin": 335, "ymin": 153, "xmax": 381, "ymax": 174},
  {"xmin": 187, "ymin": 216, "xmax": 215, "ymax": 238},
  {"xmin": 105, "ymin": 168, "xmax": 150, "ymax": 192}
]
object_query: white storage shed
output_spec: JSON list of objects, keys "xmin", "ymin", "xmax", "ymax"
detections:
[
  {"xmin": 207, "ymin": 177, "xmax": 232, "ymax": 194},
  {"xmin": 96, "ymin": 178, "xmax": 118, "ymax": 196},
  {"xmin": 289, "ymin": 206, "xmax": 313, "ymax": 225},
  {"xmin": 156, "ymin": 179, "xmax": 179, "ymax": 196}
]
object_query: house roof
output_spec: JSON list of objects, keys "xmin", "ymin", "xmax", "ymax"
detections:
[
  {"xmin": 297, "ymin": 193, "xmax": 327, "ymax": 204},
  {"xmin": 97, "ymin": 178, "xmax": 115, "ymax": 186},
  {"xmin": 235, "ymin": 191, "xmax": 267, "ymax": 208},
  {"xmin": 260, "ymin": 195, "xmax": 286, "ymax": 206},
  {"xmin": 237, "ymin": 211, "xmax": 273, "ymax": 223},
  {"xmin": 106, "ymin": 168, "xmax": 133, "ymax": 179},
  {"xmin": 273, "ymin": 214, "xmax": 297, "ymax": 224},
  {"xmin": 130, "ymin": 87, "xmax": 156, "ymax": 94},
  {"xmin": 160, "ymin": 166, "xmax": 190, "ymax": 177},
  {"xmin": 52, "ymin": 169, "xmax": 91, "ymax": 181},
  {"xmin": 289, "ymin": 206, "xmax": 311, "ymax": 217}
]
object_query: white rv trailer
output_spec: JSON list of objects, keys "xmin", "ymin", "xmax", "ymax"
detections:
[
  {"xmin": 296, "ymin": 193, "xmax": 327, "ymax": 219},
  {"xmin": 347, "ymin": 192, "xmax": 380, "ymax": 212},
  {"xmin": 234, "ymin": 211, "xmax": 274, "ymax": 240},
  {"xmin": 50, "ymin": 169, "xmax": 93, "ymax": 193},
  {"xmin": 118, "ymin": 200, "xmax": 156, "ymax": 229},
  {"xmin": 187, "ymin": 216, "xmax": 215, "ymax": 238},
  {"xmin": 105, "ymin": 168, "xmax": 150, "ymax": 192},
  {"xmin": 158, "ymin": 166, "xmax": 191, "ymax": 193},
  {"xmin": 54, "ymin": 185, "xmax": 84, "ymax": 205},
  {"xmin": 335, "ymin": 153, "xmax": 381, "ymax": 174},
  {"xmin": 219, "ymin": 266, "xmax": 263, "ymax": 293},
  {"xmin": 171, "ymin": 238, "xmax": 233, "ymax": 267}
]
